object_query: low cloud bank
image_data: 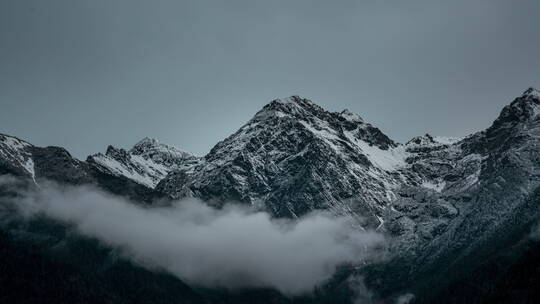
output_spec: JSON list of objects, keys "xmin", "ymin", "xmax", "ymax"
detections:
[{"xmin": 7, "ymin": 182, "xmax": 384, "ymax": 295}]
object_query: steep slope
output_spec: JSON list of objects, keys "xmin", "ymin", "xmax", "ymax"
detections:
[
  {"xmin": 88, "ymin": 137, "xmax": 200, "ymax": 188},
  {"xmin": 366, "ymin": 87, "xmax": 540, "ymax": 302},
  {"xmin": 0, "ymin": 134, "xmax": 96, "ymax": 186},
  {"xmin": 0, "ymin": 135, "xmax": 164, "ymax": 204},
  {"xmin": 157, "ymin": 96, "xmax": 414, "ymax": 220},
  {"xmin": 152, "ymin": 89, "xmax": 540, "ymax": 301},
  {"xmin": 0, "ymin": 134, "xmax": 36, "ymax": 180},
  {"xmin": 156, "ymin": 96, "xmax": 470, "ymax": 223}
]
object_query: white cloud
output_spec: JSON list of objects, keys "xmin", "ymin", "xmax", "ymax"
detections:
[{"xmin": 13, "ymin": 182, "xmax": 384, "ymax": 295}]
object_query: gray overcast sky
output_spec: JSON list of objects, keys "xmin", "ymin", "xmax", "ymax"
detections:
[{"xmin": 1, "ymin": 0, "xmax": 539, "ymax": 158}]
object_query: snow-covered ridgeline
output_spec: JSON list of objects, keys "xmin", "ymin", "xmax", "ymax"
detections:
[
  {"xmin": 88, "ymin": 138, "xmax": 200, "ymax": 188},
  {"xmin": 0, "ymin": 134, "xmax": 35, "ymax": 181}
]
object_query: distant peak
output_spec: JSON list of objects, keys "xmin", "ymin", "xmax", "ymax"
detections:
[
  {"xmin": 274, "ymin": 95, "xmax": 306, "ymax": 103},
  {"xmin": 105, "ymin": 145, "xmax": 129, "ymax": 158},
  {"xmin": 406, "ymin": 133, "xmax": 460, "ymax": 147},
  {"xmin": 269, "ymin": 95, "xmax": 318, "ymax": 109},
  {"xmin": 340, "ymin": 109, "xmax": 364, "ymax": 122},
  {"xmin": 130, "ymin": 137, "xmax": 195, "ymax": 158},
  {"xmin": 407, "ymin": 134, "xmax": 435, "ymax": 146},
  {"xmin": 489, "ymin": 87, "xmax": 540, "ymax": 128},
  {"xmin": 0, "ymin": 133, "xmax": 33, "ymax": 148},
  {"xmin": 132, "ymin": 137, "xmax": 159, "ymax": 149},
  {"xmin": 522, "ymin": 87, "xmax": 540, "ymax": 99},
  {"xmin": 255, "ymin": 96, "xmax": 325, "ymax": 120}
]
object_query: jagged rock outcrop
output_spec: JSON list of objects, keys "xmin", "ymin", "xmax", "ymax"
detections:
[
  {"xmin": 0, "ymin": 134, "xmax": 165, "ymax": 203},
  {"xmin": 156, "ymin": 96, "xmax": 414, "ymax": 220},
  {"xmin": 365, "ymin": 87, "xmax": 540, "ymax": 302},
  {"xmin": 0, "ymin": 134, "xmax": 36, "ymax": 180},
  {"xmin": 88, "ymin": 137, "xmax": 200, "ymax": 188}
]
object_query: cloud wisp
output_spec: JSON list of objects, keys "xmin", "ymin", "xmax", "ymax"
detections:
[{"xmin": 9, "ymin": 182, "xmax": 384, "ymax": 295}]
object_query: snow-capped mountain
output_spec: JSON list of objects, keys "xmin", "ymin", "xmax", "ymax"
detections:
[
  {"xmin": 88, "ymin": 137, "xmax": 200, "ymax": 188},
  {"xmin": 0, "ymin": 135, "xmax": 172, "ymax": 203},
  {"xmin": 2, "ymin": 87, "xmax": 540, "ymax": 303},
  {"xmin": 157, "ymin": 96, "xmax": 416, "ymax": 221},
  {"xmin": 0, "ymin": 134, "xmax": 35, "ymax": 180},
  {"xmin": 156, "ymin": 89, "xmax": 540, "ymax": 301},
  {"xmin": 370, "ymin": 87, "xmax": 540, "ymax": 302},
  {"xmin": 154, "ymin": 95, "xmax": 476, "ymax": 225}
]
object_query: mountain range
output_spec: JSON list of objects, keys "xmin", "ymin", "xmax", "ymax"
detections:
[{"xmin": 1, "ymin": 87, "xmax": 540, "ymax": 303}]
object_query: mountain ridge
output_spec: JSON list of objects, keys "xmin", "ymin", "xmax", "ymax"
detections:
[{"xmin": 1, "ymin": 87, "xmax": 540, "ymax": 303}]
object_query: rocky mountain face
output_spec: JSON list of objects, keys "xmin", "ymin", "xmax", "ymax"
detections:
[
  {"xmin": 154, "ymin": 95, "xmax": 473, "ymax": 228},
  {"xmin": 88, "ymin": 137, "xmax": 200, "ymax": 188},
  {"xmin": 1, "ymin": 88, "xmax": 540, "ymax": 303},
  {"xmin": 0, "ymin": 134, "xmax": 166, "ymax": 203},
  {"xmin": 367, "ymin": 87, "xmax": 540, "ymax": 302},
  {"xmin": 157, "ymin": 96, "xmax": 415, "ymax": 221}
]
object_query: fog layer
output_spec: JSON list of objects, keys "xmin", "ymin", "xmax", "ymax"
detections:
[{"xmin": 13, "ymin": 183, "xmax": 383, "ymax": 295}]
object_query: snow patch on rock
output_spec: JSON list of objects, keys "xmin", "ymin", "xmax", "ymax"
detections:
[
  {"xmin": 88, "ymin": 138, "xmax": 200, "ymax": 188},
  {"xmin": 0, "ymin": 134, "xmax": 35, "ymax": 180}
]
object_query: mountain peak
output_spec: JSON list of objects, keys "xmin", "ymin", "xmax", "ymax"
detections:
[
  {"xmin": 165, "ymin": 95, "xmax": 404, "ymax": 217},
  {"xmin": 273, "ymin": 95, "xmax": 310, "ymax": 105},
  {"xmin": 132, "ymin": 137, "xmax": 159, "ymax": 148},
  {"xmin": 245, "ymin": 96, "xmax": 396, "ymax": 148},
  {"xmin": 255, "ymin": 96, "xmax": 325, "ymax": 118},
  {"xmin": 130, "ymin": 137, "xmax": 195, "ymax": 158},
  {"xmin": 521, "ymin": 87, "xmax": 540, "ymax": 100},
  {"xmin": 469, "ymin": 88, "xmax": 540, "ymax": 154},
  {"xmin": 0, "ymin": 133, "xmax": 35, "ymax": 179},
  {"xmin": 407, "ymin": 133, "xmax": 435, "ymax": 146},
  {"xmin": 339, "ymin": 109, "xmax": 364, "ymax": 123},
  {"xmin": 87, "ymin": 138, "xmax": 200, "ymax": 188},
  {"xmin": 492, "ymin": 88, "xmax": 540, "ymax": 127},
  {"xmin": 104, "ymin": 144, "xmax": 128, "ymax": 158}
]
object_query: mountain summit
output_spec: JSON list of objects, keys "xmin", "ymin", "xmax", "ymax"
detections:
[
  {"xmin": 87, "ymin": 138, "xmax": 200, "ymax": 188},
  {"xmin": 157, "ymin": 96, "xmax": 410, "ymax": 219}
]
